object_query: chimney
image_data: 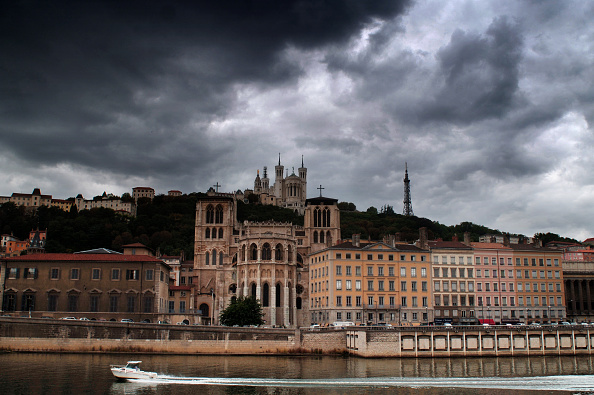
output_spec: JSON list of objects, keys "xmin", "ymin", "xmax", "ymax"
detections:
[
  {"xmin": 384, "ymin": 234, "xmax": 395, "ymax": 247},
  {"xmin": 452, "ymin": 234, "xmax": 459, "ymax": 242},
  {"xmin": 463, "ymin": 232, "xmax": 471, "ymax": 246},
  {"xmin": 419, "ymin": 227, "xmax": 428, "ymax": 250},
  {"xmin": 352, "ymin": 234, "xmax": 360, "ymax": 248},
  {"xmin": 503, "ymin": 234, "xmax": 510, "ymax": 247},
  {"xmin": 395, "ymin": 232, "xmax": 401, "ymax": 242}
]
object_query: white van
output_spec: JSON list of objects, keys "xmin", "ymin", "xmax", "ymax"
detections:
[{"xmin": 332, "ymin": 321, "xmax": 355, "ymax": 328}]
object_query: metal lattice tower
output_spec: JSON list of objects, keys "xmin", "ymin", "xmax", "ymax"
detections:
[{"xmin": 403, "ymin": 162, "xmax": 414, "ymax": 216}]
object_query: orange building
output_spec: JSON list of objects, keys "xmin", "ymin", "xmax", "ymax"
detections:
[{"xmin": 309, "ymin": 236, "xmax": 431, "ymax": 326}]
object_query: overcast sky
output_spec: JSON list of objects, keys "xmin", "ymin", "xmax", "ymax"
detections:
[{"xmin": 2, "ymin": 1, "xmax": 593, "ymax": 240}]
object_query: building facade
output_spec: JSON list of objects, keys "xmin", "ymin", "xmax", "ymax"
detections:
[
  {"xmin": 309, "ymin": 237, "xmax": 431, "ymax": 326},
  {"xmin": 192, "ymin": 195, "xmax": 340, "ymax": 327},
  {"xmin": 0, "ymin": 253, "xmax": 171, "ymax": 321}
]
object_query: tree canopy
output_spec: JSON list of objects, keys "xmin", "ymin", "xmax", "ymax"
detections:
[{"xmin": 219, "ymin": 296, "xmax": 265, "ymax": 327}]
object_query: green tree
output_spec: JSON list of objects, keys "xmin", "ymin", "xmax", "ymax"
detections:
[{"xmin": 219, "ymin": 296, "xmax": 265, "ymax": 326}]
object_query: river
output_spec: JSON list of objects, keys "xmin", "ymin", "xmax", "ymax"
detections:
[{"xmin": 1, "ymin": 353, "xmax": 594, "ymax": 394}]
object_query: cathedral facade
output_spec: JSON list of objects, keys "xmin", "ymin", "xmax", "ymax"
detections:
[
  {"xmin": 246, "ymin": 155, "xmax": 308, "ymax": 215},
  {"xmin": 192, "ymin": 194, "xmax": 340, "ymax": 327}
]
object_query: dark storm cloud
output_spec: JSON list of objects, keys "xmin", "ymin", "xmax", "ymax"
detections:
[
  {"xmin": 0, "ymin": 0, "xmax": 412, "ymax": 176},
  {"xmin": 420, "ymin": 17, "xmax": 524, "ymax": 124}
]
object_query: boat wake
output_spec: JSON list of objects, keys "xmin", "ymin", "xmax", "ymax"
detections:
[{"xmin": 126, "ymin": 374, "xmax": 594, "ymax": 391}]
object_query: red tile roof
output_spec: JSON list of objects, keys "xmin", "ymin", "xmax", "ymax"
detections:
[{"xmin": 2, "ymin": 253, "xmax": 165, "ymax": 263}]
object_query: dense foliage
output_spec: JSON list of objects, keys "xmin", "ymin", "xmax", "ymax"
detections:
[
  {"xmin": 0, "ymin": 197, "xmax": 580, "ymax": 258},
  {"xmin": 219, "ymin": 296, "xmax": 265, "ymax": 327}
]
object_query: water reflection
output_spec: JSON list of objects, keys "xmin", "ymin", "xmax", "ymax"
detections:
[{"xmin": 1, "ymin": 353, "xmax": 594, "ymax": 395}]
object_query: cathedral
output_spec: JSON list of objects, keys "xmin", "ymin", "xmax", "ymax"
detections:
[
  {"xmin": 245, "ymin": 154, "xmax": 308, "ymax": 215},
  {"xmin": 192, "ymin": 193, "xmax": 341, "ymax": 327}
]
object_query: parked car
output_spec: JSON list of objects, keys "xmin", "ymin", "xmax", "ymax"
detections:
[
  {"xmin": 79, "ymin": 317, "xmax": 90, "ymax": 321},
  {"xmin": 158, "ymin": 320, "xmax": 170, "ymax": 324},
  {"xmin": 60, "ymin": 317, "xmax": 76, "ymax": 320},
  {"xmin": 120, "ymin": 318, "xmax": 134, "ymax": 323}
]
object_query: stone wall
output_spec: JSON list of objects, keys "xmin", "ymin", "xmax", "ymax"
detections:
[
  {"xmin": 347, "ymin": 326, "xmax": 594, "ymax": 357},
  {"xmin": 2, "ymin": 318, "xmax": 593, "ymax": 357}
]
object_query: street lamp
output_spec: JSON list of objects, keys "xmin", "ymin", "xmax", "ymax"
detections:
[
  {"xmin": 425, "ymin": 306, "xmax": 428, "ymax": 325},
  {"xmin": 487, "ymin": 306, "xmax": 491, "ymax": 323}
]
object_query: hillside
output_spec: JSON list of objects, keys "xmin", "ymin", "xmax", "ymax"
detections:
[{"xmin": 0, "ymin": 197, "xmax": 578, "ymax": 257}]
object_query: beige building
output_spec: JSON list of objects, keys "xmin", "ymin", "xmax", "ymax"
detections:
[
  {"xmin": 74, "ymin": 193, "xmax": 136, "ymax": 216},
  {"xmin": 132, "ymin": 187, "xmax": 155, "ymax": 202},
  {"xmin": 193, "ymin": 194, "xmax": 340, "ymax": 327},
  {"xmin": 0, "ymin": 253, "xmax": 171, "ymax": 321}
]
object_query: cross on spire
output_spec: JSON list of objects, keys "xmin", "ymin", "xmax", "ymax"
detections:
[
  {"xmin": 213, "ymin": 182, "xmax": 221, "ymax": 192},
  {"xmin": 317, "ymin": 184, "xmax": 325, "ymax": 197}
]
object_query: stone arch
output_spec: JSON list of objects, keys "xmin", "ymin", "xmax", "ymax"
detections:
[
  {"xmin": 250, "ymin": 243, "xmax": 258, "ymax": 261},
  {"xmin": 199, "ymin": 303, "xmax": 210, "ymax": 317},
  {"xmin": 276, "ymin": 282, "xmax": 282, "ymax": 307},
  {"xmin": 205, "ymin": 228, "xmax": 210, "ymax": 238},
  {"xmin": 263, "ymin": 283, "xmax": 270, "ymax": 307},
  {"xmin": 313, "ymin": 231, "xmax": 318, "ymax": 243},
  {"xmin": 206, "ymin": 204, "xmax": 215, "ymax": 224},
  {"xmin": 262, "ymin": 243, "xmax": 272, "ymax": 260},
  {"xmin": 251, "ymin": 283, "xmax": 257, "ymax": 298},
  {"xmin": 275, "ymin": 244, "xmax": 283, "ymax": 261},
  {"xmin": 215, "ymin": 204, "xmax": 224, "ymax": 223}
]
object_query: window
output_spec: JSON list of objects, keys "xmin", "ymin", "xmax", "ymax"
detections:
[
  {"xmin": 346, "ymin": 266, "xmax": 352, "ymax": 275},
  {"xmin": 434, "ymin": 281, "xmax": 440, "ymax": 292},
  {"xmin": 346, "ymin": 253, "xmax": 351, "ymax": 259},
  {"xmin": 336, "ymin": 253, "xmax": 342, "ymax": 259},
  {"xmin": 50, "ymin": 268, "xmax": 60, "ymax": 280},
  {"xmin": 126, "ymin": 270, "xmax": 140, "ymax": 280},
  {"xmin": 168, "ymin": 301, "xmax": 175, "ymax": 313},
  {"xmin": 180, "ymin": 301, "xmax": 186, "ymax": 313},
  {"xmin": 411, "ymin": 281, "xmax": 417, "ymax": 292},
  {"xmin": 421, "ymin": 267, "xmax": 427, "ymax": 277},
  {"xmin": 401, "ymin": 267, "xmax": 406, "ymax": 277},
  {"xmin": 48, "ymin": 294, "xmax": 58, "ymax": 311},
  {"xmin": 71, "ymin": 268, "xmax": 80, "ymax": 280},
  {"xmin": 355, "ymin": 266, "xmax": 361, "ymax": 276},
  {"xmin": 368, "ymin": 296, "xmax": 374, "ymax": 306},
  {"xmin": 356, "ymin": 280, "xmax": 361, "ymax": 290},
  {"xmin": 378, "ymin": 280, "xmax": 384, "ymax": 291},
  {"xmin": 389, "ymin": 280, "xmax": 395, "ymax": 291},
  {"xmin": 68, "ymin": 294, "xmax": 78, "ymax": 312},
  {"xmin": 355, "ymin": 254, "xmax": 361, "ymax": 260},
  {"xmin": 90, "ymin": 295, "xmax": 99, "ymax": 312},
  {"xmin": 346, "ymin": 280, "xmax": 352, "ymax": 290},
  {"xmin": 127, "ymin": 296, "xmax": 136, "ymax": 312},
  {"xmin": 146, "ymin": 269, "xmax": 154, "ymax": 281},
  {"xmin": 112, "ymin": 269, "xmax": 120, "ymax": 280},
  {"xmin": 378, "ymin": 254, "xmax": 383, "ymax": 260},
  {"xmin": 346, "ymin": 296, "xmax": 352, "ymax": 307},
  {"xmin": 389, "ymin": 266, "xmax": 395, "ymax": 276},
  {"xmin": 401, "ymin": 297, "xmax": 407, "ymax": 307},
  {"xmin": 24, "ymin": 268, "xmax": 37, "ymax": 279},
  {"xmin": 412, "ymin": 297, "xmax": 418, "ymax": 307},
  {"xmin": 336, "ymin": 280, "xmax": 342, "ymax": 290},
  {"xmin": 110, "ymin": 295, "xmax": 119, "ymax": 312},
  {"xmin": 401, "ymin": 281, "xmax": 407, "ymax": 291},
  {"xmin": 389, "ymin": 296, "xmax": 395, "ymax": 306},
  {"xmin": 367, "ymin": 280, "xmax": 374, "ymax": 291},
  {"xmin": 411, "ymin": 267, "xmax": 417, "ymax": 277},
  {"xmin": 367, "ymin": 266, "xmax": 374, "ymax": 276},
  {"xmin": 144, "ymin": 296, "xmax": 153, "ymax": 313},
  {"xmin": 378, "ymin": 267, "xmax": 384, "ymax": 276},
  {"xmin": 336, "ymin": 266, "xmax": 342, "ymax": 275},
  {"xmin": 367, "ymin": 254, "xmax": 372, "ymax": 260},
  {"xmin": 378, "ymin": 296, "xmax": 384, "ymax": 306},
  {"xmin": 8, "ymin": 268, "xmax": 19, "ymax": 279},
  {"xmin": 92, "ymin": 268, "xmax": 101, "ymax": 280},
  {"xmin": 422, "ymin": 281, "xmax": 427, "ymax": 292},
  {"xmin": 356, "ymin": 296, "xmax": 362, "ymax": 307}
]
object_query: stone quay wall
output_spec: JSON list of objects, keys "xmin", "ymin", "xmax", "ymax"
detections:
[
  {"xmin": 347, "ymin": 326, "xmax": 594, "ymax": 357},
  {"xmin": 1, "ymin": 318, "xmax": 593, "ymax": 357}
]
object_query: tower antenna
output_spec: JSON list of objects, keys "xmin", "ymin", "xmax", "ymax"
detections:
[{"xmin": 403, "ymin": 162, "xmax": 414, "ymax": 216}]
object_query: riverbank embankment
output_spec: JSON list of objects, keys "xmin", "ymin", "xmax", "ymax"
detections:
[{"xmin": 1, "ymin": 317, "xmax": 592, "ymax": 357}]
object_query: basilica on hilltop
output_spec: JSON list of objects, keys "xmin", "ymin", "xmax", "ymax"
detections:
[{"xmin": 243, "ymin": 154, "xmax": 308, "ymax": 215}]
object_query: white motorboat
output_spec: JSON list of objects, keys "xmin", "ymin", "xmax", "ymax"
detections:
[{"xmin": 110, "ymin": 361, "xmax": 158, "ymax": 380}]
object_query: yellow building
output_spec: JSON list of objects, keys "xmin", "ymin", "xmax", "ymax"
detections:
[{"xmin": 309, "ymin": 236, "xmax": 431, "ymax": 326}]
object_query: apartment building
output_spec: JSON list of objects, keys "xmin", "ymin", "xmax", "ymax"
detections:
[
  {"xmin": 429, "ymin": 240, "xmax": 475, "ymax": 323},
  {"xmin": 309, "ymin": 237, "xmax": 430, "ymax": 326},
  {"xmin": 510, "ymin": 243, "xmax": 565, "ymax": 323}
]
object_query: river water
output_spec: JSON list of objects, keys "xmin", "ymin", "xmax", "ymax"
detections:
[{"xmin": 2, "ymin": 353, "xmax": 594, "ymax": 394}]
